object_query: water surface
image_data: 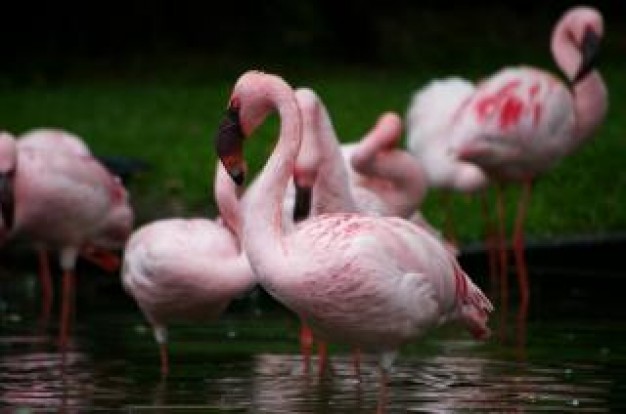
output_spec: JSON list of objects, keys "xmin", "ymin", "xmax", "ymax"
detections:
[{"xmin": 1, "ymin": 263, "xmax": 625, "ymax": 413}]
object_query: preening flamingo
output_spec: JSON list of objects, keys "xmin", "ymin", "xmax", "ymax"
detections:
[
  {"xmin": 12, "ymin": 128, "xmax": 124, "ymax": 318},
  {"xmin": 0, "ymin": 131, "xmax": 133, "ymax": 346},
  {"xmin": 121, "ymin": 162, "xmax": 254, "ymax": 376},
  {"xmin": 292, "ymin": 88, "xmax": 437, "ymax": 374},
  {"xmin": 407, "ymin": 6, "xmax": 607, "ymax": 315},
  {"xmin": 214, "ymin": 71, "xmax": 492, "ymax": 403}
]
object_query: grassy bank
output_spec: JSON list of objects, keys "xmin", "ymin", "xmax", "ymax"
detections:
[{"xmin": 0, "ymin": 53, "xmax": 626, "ymax": 241}]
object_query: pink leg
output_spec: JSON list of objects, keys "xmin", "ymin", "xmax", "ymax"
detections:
[
  {"xmin": 58, "ymin": 269, "xmax": 75, "ymax": 349},
  {"xmin": 480, "ymin": 189, "xmax": 499, "ymax": 300},
  {"xmin": 441, "ymin": 192, "xmax": 458, "ymax": 250},
  {"xmin": 37, "ymin": 247, "xmax": 53, "ymax": 322},
  {"xmin": 160, "ymin": 343, "xmax": 169, "ymax": 377},
  {"xmin": 513, "ymin": 180, "xmax": 532, "ymax": 347},
  {"xmin": 495, "ymin": 185, "xmax": 509, "ymax": 341},
  {"xmin": 300, "ymin": 323, "xmax": 313, "ymax": 374}
]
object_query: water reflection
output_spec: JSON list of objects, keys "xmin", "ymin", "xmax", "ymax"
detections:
[
  {"xmin": 0, "ymin": 336, "xmax": 130, "ymax": 412},
  {"xmin": 0, "ymin": 267, "xmax": 623, "ymax": 413}
]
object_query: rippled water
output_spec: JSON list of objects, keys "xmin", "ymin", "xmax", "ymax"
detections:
[{"xmin": 1, "ymin": 264, "xmax": 625, "ymax": 413}]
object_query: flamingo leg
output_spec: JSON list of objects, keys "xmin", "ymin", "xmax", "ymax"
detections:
[
  {"xmin": 513, "ymin": 179, "xmax": 532, "ymax": 347},
  {"xmin": 480, "ymin": 189, "xmax": 499, "ymax": 301},
  {"xmin": 58, "ymin": 269, "xmax": 75, "ymax": 349},
  {"xmin": 440, "ymin": 191, "xmax": 458, "ymax": 250},
  {"xmin": 495, "ymin": 184, "xmax": 509, "ymax": 341},
  {"xmin": 160, "ymin": 343, "xmax": 169, "ymax": 378},
  {"xmin": 37, "ymin": 247, "xmax": 53, "ymax": 323},
  {"xmin": 300, "ymin": 323, "xmax": 313, "ymax": 374},
  {"xmin": 58, "ymin": 248, "xmax": 78, "ymax": 349}
]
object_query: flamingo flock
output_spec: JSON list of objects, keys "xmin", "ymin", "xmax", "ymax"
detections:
[{"xmin": 0, "ymin": 5, "xmax": 608, "ymax": 410}]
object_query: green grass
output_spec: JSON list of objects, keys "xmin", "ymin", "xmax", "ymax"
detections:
[{"xmin": 0, "ymin": 56, "xmax": 624, "ymax": 243}]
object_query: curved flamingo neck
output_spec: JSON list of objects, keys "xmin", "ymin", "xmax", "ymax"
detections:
[
  {"xmin": 238, "ymin": 73, "xmax": 301, "ymax": 260},
  {"xmin": 296, "ymin": 89, "xmax": 357, "ymax": 215},
  {"xmin": 550, "ymin": 7, "xmax": 607, "ymax": 145},
  {"xmin": 214, "ymin": 161, "xmax": 243, "ymax": 238},
  {"xmin": 572, "ymin": 72, "xmax": 607, "ymax": 145}
]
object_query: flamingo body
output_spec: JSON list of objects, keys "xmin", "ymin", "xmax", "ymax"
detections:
[
  {"xmin": 270, "ymin": 213, "xmax": 491, "ymax": 351},
  {"xmin": 406, "ymin": 77, "xmax": 488, "ymax": 192},
  {"xmin": 452, "ymin": 67, "xmax": 576, "ymax": 181},
  {"xmin": 214, "ymin": 71, "xmax": 492, "ymax": 374},
  {"xmin": 122, "ymin": 218, "xmax": 253, "ymax": 328}
]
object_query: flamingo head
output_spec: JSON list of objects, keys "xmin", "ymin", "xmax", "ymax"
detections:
[
  {"xmin": 215, "ymin": 102, "xmax": 246, "ymax": 186},
  {"xmin": 552, "ymin": 6, "xmax": 604, "ymax": 83},
  {"xmin": 215, "ymin": 71, "xmax": 291, "ymax": 186},
  {"xmin": 573, "ymin": 24, "xmax": 601, "ymax": 83},
  {"xmin": 0, "ymin": 132, "xmax": 17, "ymax": 230}
]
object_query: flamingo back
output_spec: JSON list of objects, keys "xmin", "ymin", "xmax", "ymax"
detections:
[{"xmin": 454, "ymin": 67, "xmax": 575, "ymax": 180}]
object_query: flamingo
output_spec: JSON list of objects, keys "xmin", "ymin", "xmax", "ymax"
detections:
[
  {"xmin": 0, "ymin": 131, "xmax": 133, "ymax": 346},
  {"xmin": 407, "ymin": 6, "xmax": 607, "ymax": 318},
  {"xmin": 214, "ymin": 71, "xmax": 493, "ymax": 405},
  {"xmin": 292, "ymin": 88, "xmax": 440, "ymax": 375},
  {"xmin": 121, "ymin": 160, "xmax": 255, "ymax": 376},
  {"xmin": 12, "ymin": 128, "xmax": 124, "ymax": 318}
]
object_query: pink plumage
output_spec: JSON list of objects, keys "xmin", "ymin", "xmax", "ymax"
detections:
[
  {"xmin": 121, "ymin": 162, "xmax": 254, "ymax": 375},
  {"xmin": 214, "ymin": 71, "xmax": 492, "ymax": 390},
  {"xmin": 406, "ymin": 6, "xmax": 607, "ymax": 313}
]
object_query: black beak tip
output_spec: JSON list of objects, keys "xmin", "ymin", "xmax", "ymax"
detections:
[
  {"xmin": 574, "ymin": 27, "xmax": 601, "ymax": 84},
  {"xmin": 293, "ymin": 184, "xmax": 312, "ymax": 222},
  {"xmin": 230, "ymin": 168, "xmax": 245, "ymax": 186}
]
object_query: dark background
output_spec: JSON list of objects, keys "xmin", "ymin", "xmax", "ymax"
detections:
[{"xmin": 2, "ymin": 0, "xmax": 624, "ymax": 80}]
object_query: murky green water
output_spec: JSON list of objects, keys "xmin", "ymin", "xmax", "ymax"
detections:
[{"xmin": 1, "ymin": 262, "xmax": 625, "ymax": 413}]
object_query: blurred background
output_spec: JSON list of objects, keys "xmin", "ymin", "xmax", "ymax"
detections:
[{"xmin": 0, "ymin": 0, "xmax": 624, "ymax": 241}]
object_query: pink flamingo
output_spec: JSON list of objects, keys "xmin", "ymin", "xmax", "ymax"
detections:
[
  {"xmin": 292, "ymin": 88, "xmax": 435, "ymax": 375},
  {"xmin": 121, "ymin": 162, "xmax": 254, "ymax": 376},
  {"xmin": 214, "ymin": 71, "xmax": 492, "ymax": 406},
  {"xmin": 0, "ymin": 131, "xmax": 133, "ymax": 346},
  {"xmin": 407, "ymin": 6, "xmax": 606, "ymax": 320},
  {"xmin": 294, "ymin": 88, "xmax": 430, "ymax": 226},
  {"xmin": 6, "ymin": 128, "xmax": 126, "ymax": 321}
]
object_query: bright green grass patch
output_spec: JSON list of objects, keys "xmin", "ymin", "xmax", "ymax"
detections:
[{"xmin": 0, "ymin": 64, "xmax": 624, "ymax": 243}]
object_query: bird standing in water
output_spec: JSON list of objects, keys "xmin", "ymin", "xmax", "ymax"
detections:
[
  {"xmin": 214, "ymin": 70, "xmax": 492, "ymax": 409},
  {"xmin": 406, "ymin": 7, "xmax": 607, "ymax": 325},
  {"xmin": 0, "ymin": 131, "xmax": 133, "ymax": 346}
]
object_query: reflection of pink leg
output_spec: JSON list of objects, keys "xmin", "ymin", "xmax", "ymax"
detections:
[
  {"xmin": 513, "ymin": 180, "xmax": 532, "ymax": 348},
  {"xmin": 376, "ymin": 369, "xmax": 389, "ymax": 414},
  {"xmin": 495, "ymin": 185, "xmax": 509, "ymax": 341},
  {"xmin": 300, "ymin": 323, "xmax": 313, "ymax": 374},
  {"xmin": 352, "ymin": 348, "xmax": 361, "ymax": 379},
  {"xmin": 317, "ymin": 341, "xmax": 328, "ymax": 378},
  {"xmin": 480, "ymin": 190, "xmax": 498, "ymax": 301},
  {"xmin": 37, "ymin": 247, "xmax": 53, "ymax": 322},
  {"xmin": 59, "ymin": 270, "xmax": 75, "ymax": 348}
]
